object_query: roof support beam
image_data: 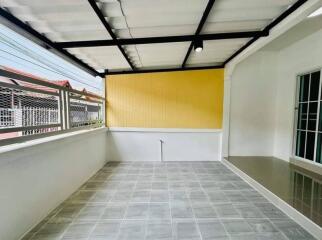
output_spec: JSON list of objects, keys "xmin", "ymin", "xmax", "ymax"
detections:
[
  {"xmin": 223, "ymin": 0, "xmax": 308, "ymax": 65},
  {"xmin": 87, "ymin": 0, "xmax": 135, "ymax": 70},
  {"xmin": 106, "ymin": 64, "xmax": 224, "ymax": 75},
  {"xmin": 56, "ymin": 31, "xmax": 266, "ymax": 48},
  {"xmin": 0, "ymin": 7, "xmax": 100, "ymax": 77},
  {"xmin": 182, "ymin": 0, "xmax": 217, "ymax": 68}
]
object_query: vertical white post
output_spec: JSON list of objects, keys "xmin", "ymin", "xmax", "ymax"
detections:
[
  {"xmin": 160, "ymin": 139, "xmax": 164, "ymax": 162},
  {"xmin": 222, "ymin": 66, "xmax": 234, "ymax": 159}
]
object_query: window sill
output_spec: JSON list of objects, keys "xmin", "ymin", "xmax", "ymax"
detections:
[{"xmin": 0, "ymin": 127, "xmax": 108, "ymax": 155}]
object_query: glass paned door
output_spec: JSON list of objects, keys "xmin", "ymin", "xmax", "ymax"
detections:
[{"xmin": 295, "ymin": 71, "xmax": 321, "ymax": 163}]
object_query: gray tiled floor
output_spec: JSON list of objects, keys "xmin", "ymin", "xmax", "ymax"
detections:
[{"xmin": 23, "ymin": 161, "xmax": 316, "ymax": 240}]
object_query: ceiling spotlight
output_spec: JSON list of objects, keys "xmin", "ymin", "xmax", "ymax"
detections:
[{"xmin": 194, "ymin": 39, "xmax": 203, "ymax": 53}]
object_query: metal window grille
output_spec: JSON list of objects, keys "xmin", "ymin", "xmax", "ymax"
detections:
[
  {"xmin": 0, "ymin": 108, "xmax": 15, "ymax": 127},
  {"xmin": 0, "ymin": 68, "xmax": 104, "ymax": 144}
]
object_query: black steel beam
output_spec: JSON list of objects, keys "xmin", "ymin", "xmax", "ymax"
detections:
[
  {"xmin": 0, "ymin": 7, "xmax": 100, "ymax": 77},
  {"xmin": 182, "ymin": 0, "xmax": 217, "ymax": 68},
  {"xmin": 87, "ymin": 0, "xmax": 135, "ymax": 70},
  {"xmin": 56, "ymin": 31, "xmax": 266, "ymax": 48},
  {"xmin": 224, "ymin": 0, "xmax": 308, "ymax": 65},
  {"xmin": 106, "ymin": 65, "xmax": 224, "ymax": 75}
]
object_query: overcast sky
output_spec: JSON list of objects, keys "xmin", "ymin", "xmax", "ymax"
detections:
[{"xmin": 0, "ymin": 23, "xmax": 103, "ymax": 94}]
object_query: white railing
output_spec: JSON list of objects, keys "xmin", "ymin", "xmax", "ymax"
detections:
[{"xmin": 0, "ymin": 68, "xmax": 104, "ymax": 143}]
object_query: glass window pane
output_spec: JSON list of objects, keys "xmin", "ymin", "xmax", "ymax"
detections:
[
  {"xmin": 305, "ymin": 131, "xmax": 315, "ymax": 161},
  {"xmin": 316, "ymin": 133, "xmax": 322, "ymax": 164},
  {"xmin": 310, "ymin": 72, "xmax": 320, "ymax": 101},
  {"xmin": 298, "ymin": 103, "xmax": 308, "ymax": 130},
  {"xmin": 308, "ymin": 102, "xmax": 318, "ymax": 131},
  {"xmin": 299, "ymin": 75, "xmax": 310, "ymax": 102},
  {"xmin": 296, "ymin": 130, "xmax": 306, "ymax": 158}
]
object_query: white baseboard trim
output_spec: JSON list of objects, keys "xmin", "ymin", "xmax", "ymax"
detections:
[{"xmin": 222, "ymin": 159, "xmax": 322, "ymax": 240}]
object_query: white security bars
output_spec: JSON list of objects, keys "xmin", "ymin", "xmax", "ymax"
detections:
[{"xmin": 0, "ymin": 67, "xmax": 104, "ymax": 145}]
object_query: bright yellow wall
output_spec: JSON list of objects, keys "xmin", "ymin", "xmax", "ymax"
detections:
[{"xmin": 106, "ymin": 69, "xmax": 224, "ymax": 129}]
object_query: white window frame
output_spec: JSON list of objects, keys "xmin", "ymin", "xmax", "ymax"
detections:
[{"xmin": 293, "ymin": 68, "xmax": 322, "ymax": 165}]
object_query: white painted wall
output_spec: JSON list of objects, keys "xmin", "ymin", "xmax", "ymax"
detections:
[
  {"xmin": 227, "ymin": 17, "xmax": 322, "ymax": 161},
  {"xmin": 229, "ymin": 51, "xmax": 278, "ymax": 156},
  {"xmin": 107, "ymin": 128, "xmax": 222, "ymax": 162},
  {"xmin": 0, "ymin": 128, "xmax": 108, "ymax": 240}
]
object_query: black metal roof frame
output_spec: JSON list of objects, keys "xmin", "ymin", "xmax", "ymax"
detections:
[
  {"xmin": 181, "ymin": 0, "xmax": 217, "ymax": 68},
  {"xmin": 0, "ymin": 0, "xmax": 308, "ymax": 77},
  {"xmin": 87, "ymin": 0, "xmax": 135, "ymax": 70},
  {"xmin": 56, "ymin": 31, "xmax": 268, "ymax": 48}
]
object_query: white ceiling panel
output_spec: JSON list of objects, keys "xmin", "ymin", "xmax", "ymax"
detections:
[
  {"xmin": 2, "ymin": 0, "xmax": 111, "ymax": 41},
  {"xmin": 203, "ymin": 0, "xmax": 297, "ymax": 33},
  {"xmin": 187, "ymin": 39, "xmax": 249, "ymax": 66},
  {"xmin": 120, "ymin": 0, "xmax": 208, "ymax": 15},
  {"xmin": 69, "ymin": 47, "xmax": 132, "ymax": 71},
  {"xmin": 124, "ymin": 14, "xmax": 201, "ymax": 28},
  {"xmin": 207, "ymin": 8, "xmax": 290, "ymax": 22},
  {"xmin": 115, "ymin": 25, "xmax": 196, "ymax": 38},
  {"xmin": 100, "ymin": 0, "xmax": 208, "ymax": 36},
  {"xmin": 136, "ymin": 42, "xmax": 190, "ymax": 68},
  {"xmin": 203, "ymin": 20, "xmax": 270, "ymax": 33}
]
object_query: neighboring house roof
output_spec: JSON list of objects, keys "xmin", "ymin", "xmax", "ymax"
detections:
[
  {"xmin": 53, "ymin": 80, "xmax": 72, "ymax": 88},
  {"xmin": 1, "ymin": 67, "xmax": 72, "ymax": 93},
  {"xmin": 0, "ymin": 66, "xmax": 101, "ymax": 99}
]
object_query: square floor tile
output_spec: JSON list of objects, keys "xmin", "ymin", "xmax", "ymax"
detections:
[
  {"xmin": 206, "ymin": 191, "xmax": 229, "ymax": 203},
  {"xmin": 234, "ymin": 203, "xmax": 265, "ymax": 218},
  {"xmin": 174, "ymin": 221, "xmax": 201, "ymax": 240},
  {"xmin": 90, "ymin": 221, "xmax": 121, "ymax": 239},
  {"xmin": 150, "ymin": 191, "xmax": 169, "ymax": 202},
  {"xmin": 101, "ymin": 204, "xmax": 127, "ymax": 219},
  {"xmin": 146, "ymin": 221, "xmax": 173, "ymax": 240},
  {"xmin": 247, "ymin": 219, "xmax": 278, "ymax": 233},
  {"xmin": 110, "ymin": 191, "xmax": 132, "ymax": 202},
  {"xmin": 62, "ymin": 222, "xmax": 95, "ymax": 238},
  {"xmin": 197, "ymin": 220, "xmax": 227, "ymax": 239},
  {"xmin": 131, "ymin": 191, "xmax": 151, "ymax": 202},
  {"xmin": 171, "ymin": 202, "xmax": 194, "ymax": 219},
  {"xmin": 222, "ymin": 219, "xmax": 254, "ymax": 235},
  {"xmin": 125, "ymin": 203, "xmax": 149, "ymax": 219},
  {"xmin": 213, "ymin": 204, "xmax": 241, "ymax": 218},
  {"xmin": 192, "ymin": 203, "xmax": 217, "ymax": 218},
  {"xmin": 117, "ymin": 221, "xmax": 146, "ymax": 240},
  {"xmin": 76, "ymin": 204, "xmax": 105, "ymax": 220},
  {"xmin": 149, "ymin": 203, "xmax": 171, "ymax": 220}
]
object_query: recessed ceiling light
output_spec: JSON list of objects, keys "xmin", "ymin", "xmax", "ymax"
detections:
[
  {"xmin": 308, "ymin": 6, "xmax": 322, "ymax": 18},
  {"xmin": 194, "ymin": 39, "xmax": 203, "ymax": 53}
]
